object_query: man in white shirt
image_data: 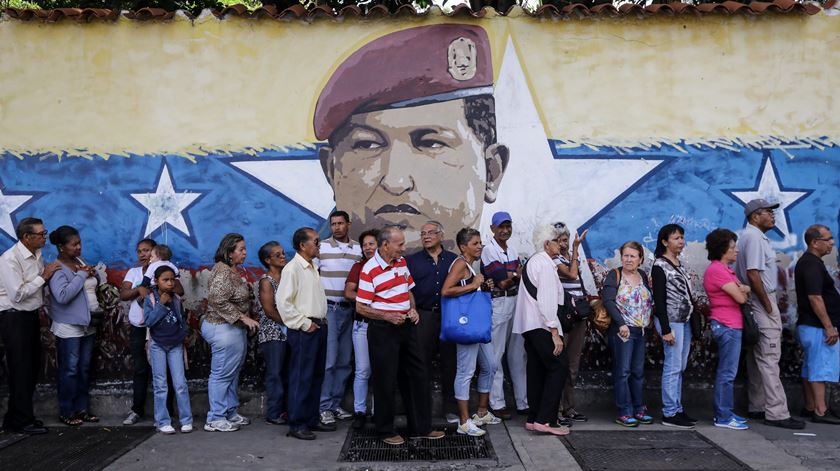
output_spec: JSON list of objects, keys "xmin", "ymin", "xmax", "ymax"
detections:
[
  {"xmin": 0, "ymin": 217, "xmax": 60, "ymax": 434},
  {"xmin": 317, "ymin": 211, "xmax": 362, "ymax": 426}
]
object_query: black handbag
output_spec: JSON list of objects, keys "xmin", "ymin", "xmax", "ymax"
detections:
[{"xmin": 741, "ymin": 301, "xmax": 759, "ymax": 347}]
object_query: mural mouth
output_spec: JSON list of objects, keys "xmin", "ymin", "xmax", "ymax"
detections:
[{"xmin": 375, "ymin": 204, "xmax": 421, "ymax": 215}]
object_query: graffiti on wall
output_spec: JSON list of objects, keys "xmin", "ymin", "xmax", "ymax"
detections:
[{"xmin": 1, "ymin": 22, "xmax": 839, "ymax": 384}]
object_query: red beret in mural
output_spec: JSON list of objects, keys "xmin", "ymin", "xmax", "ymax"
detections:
[{"xmin": 314, "ymin": 24, "xmax": 494, "ymax": 141}]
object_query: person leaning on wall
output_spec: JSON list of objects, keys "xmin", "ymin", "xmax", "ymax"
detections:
[{"xmin": 0, "ymin": 217, "xmax": 60, "ymax": 435}]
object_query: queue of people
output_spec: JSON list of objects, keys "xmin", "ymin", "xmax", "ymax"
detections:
[{"xmin": 1, "ymin": 198, "xmax": 837, "ymax": 441}]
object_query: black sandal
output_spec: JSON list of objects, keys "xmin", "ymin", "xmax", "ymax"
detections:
[
  {"xmin": 60, "ymin": 416, "xmax": 83, "ymax": 426},
  {"xmin": 77, "ymin": 411, "xmax": 100, "ymax": 423}
]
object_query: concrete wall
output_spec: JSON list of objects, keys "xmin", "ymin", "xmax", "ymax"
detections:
[{"xmin": 0, "ymin": 12, "xmax": 838, "ymax": 385}]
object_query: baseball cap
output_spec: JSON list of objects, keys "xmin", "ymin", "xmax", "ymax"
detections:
[
  {"xmin": 743, "ymin": 198, "xmax": 780, "ymax": 217},
  {"xmin": 492, "ymin": 211, "xmax": 512, "ymax": 226}
]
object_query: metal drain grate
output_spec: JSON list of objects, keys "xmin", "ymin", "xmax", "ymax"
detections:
[
  {"xmin": 562, "ymin": 431, "xmax": 752, "ymax": 471},
  {"xmin": 338, "ymin": 426, "xmax": 496, "ymax": 462}
]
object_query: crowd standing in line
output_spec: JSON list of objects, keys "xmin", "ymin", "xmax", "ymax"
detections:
[{"xmin": 1, "ymin": 198, "xmax": 837, "ymax": 440}]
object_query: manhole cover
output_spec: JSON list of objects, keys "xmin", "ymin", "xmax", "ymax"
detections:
[
  {"xmin": 338, "ymin": 426, "xmax": 496, "ymax": 462},
  {"xmin": 562, "ymin": 431, "xmax": 752, "ymax": 471},
  {"xmin": 0, "ymin": 426, "xmax": 155, "ymax": 471}
]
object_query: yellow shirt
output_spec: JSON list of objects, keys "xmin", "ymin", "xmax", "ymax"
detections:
[{"xmin": 276, "ymin": 252, "xmax": 327, "ymax": 332}]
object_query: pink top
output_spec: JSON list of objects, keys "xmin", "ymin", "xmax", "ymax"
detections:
[{"xmin": 703, "ymin": 260, "xmax": 743, "ymax": 329}]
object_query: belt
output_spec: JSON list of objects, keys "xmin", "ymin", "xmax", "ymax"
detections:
[
  {"xmin": 308, "ymin": 317, "xmax": 327, "ymax": 326},
  {"xmin": 417, "ymin": 306, "xmax": 441, "ymax": 313},
  {"xmin": 1, "ymin": 308, "xmax": 38, "ymax": 315},
  {"xmin": 491, "ymin": 288, "xmax": 519, "ymax": 299},
  {"xmin": 327, "ymin": 300, "xmax": 353, "ymax": 308}
]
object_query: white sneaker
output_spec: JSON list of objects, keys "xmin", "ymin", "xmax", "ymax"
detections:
[
  {"xmin": 457, "ymin": 419, "xmax": 486, "ymax": 437},
  {"xmin": 122, "ymin": 411, "xmax": 141, "ymax": 425},
  {"xmin": 472, "ymin": 411, "xmax": 502, "ymax": 426},
  {"xmin": 203, "ymin": 419, "xmax": 240, "ymax": 432},
  {"xmin": 158, "ymin": 425, "xmax": 176, "ymax": 435},
  {"xmin": 333, "ymin": 407, "xmax": 353, "ymax": 420},
  {"xmin": 226, "ymin": 413, "xmax": 251, "ymax": 426},
  {"xmin": 445, "ymin": 413, "xmax": 460, "ymax": 424},
  {"xmin": 320, "ymin": 410, "xmax": 336, "ymax": 425},
  {"xmin": 180, "ymin": 424, "xmax": 193, "ymax": 433}
]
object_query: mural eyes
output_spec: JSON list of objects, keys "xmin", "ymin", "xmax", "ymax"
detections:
[{"xmin": 351, "ymin": 140, "xmax": 384, "ymax": 150}]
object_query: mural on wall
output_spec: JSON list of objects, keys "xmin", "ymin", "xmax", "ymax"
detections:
[{"xmin": 1, "ymin": 21, "xmax": 839, "ymax": 385}]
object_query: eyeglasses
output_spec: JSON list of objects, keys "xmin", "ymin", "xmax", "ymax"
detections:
[
  {"xmin": 420, "ymin": 230, "xmax": 441, "ymax": 237},
  {"xmin": 27, "ymin": 230, "xmax": 48, "ymax": 238},
  {"xmin": 270, "ymin": 252, "xmax": 286, "ymax": 258},
  {"xmin": 816, "ymin": 237, "xmax": 835, "ymax": 242}
]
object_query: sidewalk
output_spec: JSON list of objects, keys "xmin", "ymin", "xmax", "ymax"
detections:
[{"xmin": 97, "ymin": 408, "xmax": 840, "ymax": 471}]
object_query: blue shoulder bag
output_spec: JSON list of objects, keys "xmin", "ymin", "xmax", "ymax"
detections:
[{"xmin": 440, "ymin": 258, "xmax": 492, "ymax": 345}]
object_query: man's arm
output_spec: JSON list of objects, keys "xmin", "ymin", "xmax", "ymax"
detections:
[
  {"xmin": 355, "ymin": 301, "xmax": 404, "ymax": 324},
  {"xmin": 0, "ymin": 257, "xmax": 46, "ymax": 305},
  {"xmin": 746, "ymin": 269, "xmax": 772, "ymax": 313},
  {"xmin": 275, "ymin": 268, "xmax": 311, "ymax": 331},
  {"xmin": 807, "ymin": 295, "xmax": 839, "ymax": 345}
]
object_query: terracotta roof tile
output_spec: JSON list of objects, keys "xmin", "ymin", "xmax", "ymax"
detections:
[{"xmin": 0, "ymin": 1, "xmax": 825, "ymax": 22}]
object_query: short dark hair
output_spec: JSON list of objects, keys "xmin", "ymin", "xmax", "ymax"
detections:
[
  {"xmin": 654, "ymin": 224, "xmax": 685, "ymax": 258},
  {"xmin": 15, "ymin": 217, "xmax": 44, "ymax": 240},
  {"xmin": 804, "ymin": 224, "xmax": 829, "ymax": 246},
  {"xmin": 48, "ymin": 225, "xmax": 79, "ymax": 247},
  {"xmin": 620, "ymin": 241, "xmax": 644, "ymax": 259},
  {"xmin": 214, "ymin": 233, "xmax": 245, "ymax": 265},
  {"xmin": 464, "ymin": 95, "xmax": 497, "ymax": 149},
  {"xmin": 153, "ymin": 244, "xmax": 172, "ymax": 261},
  {"xmin": 705, "ymin": 228, "xmax": 738, "ymax": 261},
  {"xmin": 137, "ymin": 238, "xmax": 157, "ymax": 250},
  {"xmin": 455, "ymin": 228, "xmax": 481, "ymax": 251},
  {"xmin": 358, "ymin": 229, "xmax": 380, "ymax": 247},
  {"xmin": 292, "ymin": 227, "xmax": 316, "ymax": 253},
  {"xmin": 153, "ymin": 265, "xmax": 175, "ymax": 280},
  {"xmin": 258, "ymin": 241, "xmax": 281, "ymax": 269},
  {"xmin": 329, "ymin": 210, "xmax": 350, "ymax": 224}
]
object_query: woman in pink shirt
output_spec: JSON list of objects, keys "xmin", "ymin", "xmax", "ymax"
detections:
[{"xmin": 703, "ymin": 228, "xmax": 751, "ymax": 430}]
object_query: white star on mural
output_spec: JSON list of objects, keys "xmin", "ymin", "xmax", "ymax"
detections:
[
  {"xmin": 0, "ymin": 186, "xmax": 33, "ymax": 240},
  {"xmin": 231, "ymin": 158, "xmax": 334, "ymax": 219},
  {"xmin": 727, "ymin": 156, "xmax": 811, "ymax": 238},
  {"xmin": 131, "ymin": 164, "xmax": 202, "ymax": 238}
]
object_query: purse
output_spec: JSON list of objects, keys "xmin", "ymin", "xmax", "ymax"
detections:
[
  {"xmin": 741, "ymin": 301, "xmax": 759, "ymax": 347},
  {"xmin": 440, "ymin": 260, "xmax": 493, "ymax": 345},
  {"xmin": 591, "ymin": 299, "xmax": 611, "ymax": 332}
]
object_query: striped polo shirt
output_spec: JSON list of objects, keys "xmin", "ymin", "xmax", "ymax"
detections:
[
  {"xmin": 318, "ymin": 237, "xmax": 362, "ymax": 302},
  {"xmin": 357, "ymin": 250, "xmax": 415, "ymax": 312}
]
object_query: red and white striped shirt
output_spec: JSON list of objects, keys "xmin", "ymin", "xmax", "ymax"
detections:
[{"xmin": 357, "ymin": 250, "xmax": 415, "ymax": 312}]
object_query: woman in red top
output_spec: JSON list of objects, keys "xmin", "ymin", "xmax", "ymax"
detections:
[{"xmin": 703, "ymin": 228, "xmax": 751, "ymax": 430}]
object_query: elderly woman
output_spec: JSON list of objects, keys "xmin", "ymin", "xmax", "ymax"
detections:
[
  {"xmin": 442, "ymin": 228, "xmax": 500, "ymax": 437},
  {"xmin": 704, "ymin": 228, "xmax": 751, "ymax": 430},
  {"xmin": 202, "ymin": 233, "xmax": 260, "ymax": 432},
  {"xmin": 256, "ymin": 241, "xmax": 288, "ymax": 426},
  {"xmin": 651, "ymin": 224, "xmax": 697, "ymax": 429},
  {"xmin": 47, "ymin": 226, "xmax": 99, "ymax": 426},
  {"xmin": 512, "ymin": 223, "xmax": 569, "ymax": 436},
  {"xmin": 603, "ymin": 241, "xmax": 653, "ymax": 427},
  {"xmin": 553, "ymin": 222, "xmax": 590, "ymax": 425},
  {"xmin": 343, "ymin": 229, "xmax": 380, "ymax": 430}
]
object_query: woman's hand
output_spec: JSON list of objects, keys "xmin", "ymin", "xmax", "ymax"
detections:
[
  {"xmin": 473, "ymin": 273, "xmax": 486, "ymax": 289},
  {"xmin": 619, "ymin": 325, "xmax": 630, "ymax": 339},
  {"xmin": 739, "ymin": 285, "xmax": 751, "ymax": 295},
  {"xmin": 573, "ymin": 229, "xmax": 589, "ymax": 249},
  {"xmin": 661, "ymin": 332, "xmax": 675, "ymax": 346},
  {"xmin": 240, "ymin": 315, "xmax": 259, "ymax": 333},
  {"xmin": 552, "ymin": 332, "xmax": 564, "ymax": 356}
]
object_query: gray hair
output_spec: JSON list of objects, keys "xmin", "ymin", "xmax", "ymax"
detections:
[
  {"xmin": 804, "ymin": 224, "xmax": 830, "ymax": 246},
  {"xmin": 378, "ymin": 224, "xmax": 405, "ymax": 247},
  {"xmin": 423, "ymin": 220, "xmax": 444, "ymax": 233},
  {"xmin": 532, "ymin": 222, "xmax": 564, "ymax": 249}
]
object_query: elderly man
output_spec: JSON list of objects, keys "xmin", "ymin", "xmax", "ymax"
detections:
[
  {"xmin": 736, "ymin": 199, "xmax": 804, "ymax": 429},
  {"xmin": 481, "ymin": 211, "xmax": 528, "ymax": 419},
  {"xmin": 0, "ymin": 217, "xmax": 60, "ymax": 435},
  {"xmin": 795, "ymin": 224, "xmax": 840, "ymax": 424},
  {"xmin": 317, "ymin": 210, "xmax": 362, "ymax": 426},
  {"xmin": 315, "ymin": 24, "xmax": 509, "ymax": 246},
  {"xmin": 356, "ymin": 225, "xmax": 445, "ymax": 445},
  {"xmin": 406, "ymin": 221, "xmax": 459, "ymax": 421},
  {"xmin": 276, "ymin": 227, "xmax": 331, "ymax": 440}
]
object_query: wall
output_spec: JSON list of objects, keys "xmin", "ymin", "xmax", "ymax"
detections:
[{"xmin": 0, "ymin": 12, "xmax": 838, "ymax": 384}]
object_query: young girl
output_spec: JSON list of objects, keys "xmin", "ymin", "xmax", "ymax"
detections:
[{"xmin": 143, "ymin": 265, "xmax": 192, "ymax": 434}]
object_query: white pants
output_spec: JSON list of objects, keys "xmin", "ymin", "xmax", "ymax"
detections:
[{"xmin": 489, "ymin": 295, "xmax": 529, "ymax": 410}]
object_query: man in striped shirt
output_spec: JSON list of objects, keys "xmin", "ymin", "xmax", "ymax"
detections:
[
  {"xmin": 356, "ymin": 225, "xmax": 445, "ymax": 445},
  {"xmin": 317, "ymin": 211, "xmax": 362, "ymax": 426}
]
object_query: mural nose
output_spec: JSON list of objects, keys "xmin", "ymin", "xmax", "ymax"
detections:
[{"xmin": 378, "ymin": 142, "xmax": 416, "ymax": 196}]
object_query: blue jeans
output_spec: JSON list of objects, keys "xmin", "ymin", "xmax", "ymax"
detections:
[
  {"xmin": 320, "ymin": 303, "xmax": 353, "ymax": 412},
  {"xmin": 455, "ymin": 342, "xmax": 498, "ymax": 401},
  {"xmin": 149, "ymin": 340, "xmax": 192, "ymax": 427},
  {"xmin": 352, "ymin": 320, "xmax": 371, "ymax": 414},
  {"xmin": 288, "ymin": 325, "xmax": 328, "ymax": 433},
  {"xmin": 201, "ymin": 321, "xmax": 247, "ymax": 423},
  {"xmin": 711, "ymin": 320, "xmax": 742, "ymax": 422},
  {"xmin": 655, "ymin": 320, "xmax": 692, "ymax": 417},
  {"xmin": 259, "ymin": 340, "xmax": 288, "ymax": 421},
  {"xmin": 609, "ymin": 326, "xmax": 646, "ymax": 417},
  {"xmin": 56, "ymin": 334, "xmax": 95, "ymax": 417}
]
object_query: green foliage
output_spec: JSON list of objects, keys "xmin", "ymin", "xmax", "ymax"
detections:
[{"xmin": 1, "ymin": 0, "xmax": 41, "ymax": 7}]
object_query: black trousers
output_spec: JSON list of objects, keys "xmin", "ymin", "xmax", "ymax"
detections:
[
  {"xmin": 286, "ymin": 325, "xmax": 327, "ymax": 433},
  {"xmin": 0, "ymin": 309, "xmax": 41, "ymax": 431},
  {"xmin": 129, "ymin": 324, "xmax": 174, "ymax": 417},
  {"xmin": 416, "ymin": 308, "xmax": 457, "ymax": 404},
  {"xmin": 368, "ymin": 320, "xmax": 431, "ymax": 437},
  {"xmin": 523, "ymin": 328, "xmax": 568, "ymax": 425}
]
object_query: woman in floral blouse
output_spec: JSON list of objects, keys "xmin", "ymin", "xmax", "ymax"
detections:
[
  {"xmin": 602, "ymin": 241, "xmax": 654, "ymax": 427},
  {"xmin": 201, "ymin": 233, "xmax": 260, "ymax": 433}
]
